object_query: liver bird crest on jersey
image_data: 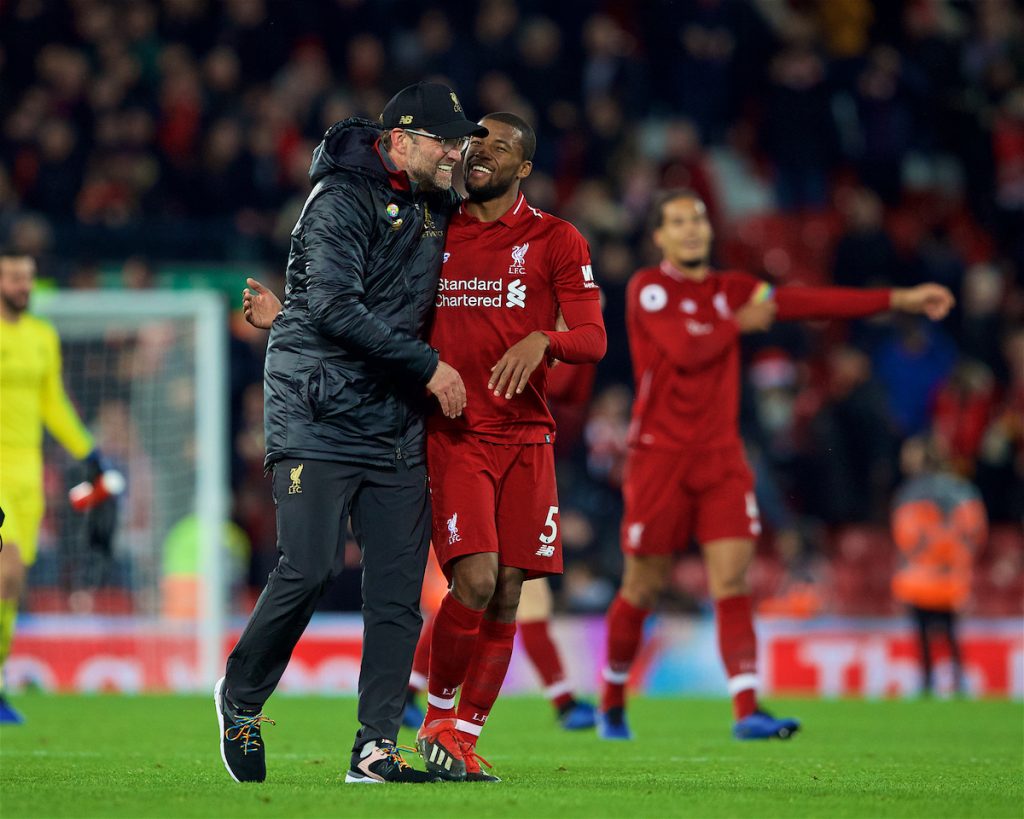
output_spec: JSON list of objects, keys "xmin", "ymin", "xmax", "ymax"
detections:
[{"xmin": 509, "ymin": 243, "xmax": 529, "ymax": 275}]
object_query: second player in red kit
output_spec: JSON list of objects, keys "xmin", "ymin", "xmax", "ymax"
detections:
[
  {"xmin": 417, "ymin": 113, "xmax": 606, "ymax": 780},
  {"xmin": 599, "ymin": 189, "xmax": 955, "ymax": 743},
  {"xmin": 428, "ymin": 191, "xmax": 598, "ymax": 577}
]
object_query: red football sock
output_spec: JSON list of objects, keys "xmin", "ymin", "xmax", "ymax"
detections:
[
  {"xmin": 518, "ymin": 619, "xmax": 573, "ymax": 710},
  {"xmin": 715, "ymin": 594, "xmax": 760, "ymax": 720},
  {"xmin": 425, "ymin": 593, "xmax": 485, "ymax": 725},
  {"xmin": 455, "ymin": 619, "xmax": 517, "ymax": 746},
  {"xmin": 409, "ymin": 615, "xmax": 434, "ymax": 693},
  {"xmin": 601, "ymin": 594, "xmax": 650, "ymax": 712}
]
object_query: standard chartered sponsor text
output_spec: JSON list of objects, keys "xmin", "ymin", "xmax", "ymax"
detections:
[{"xmin": 436, "ymin": 277, "xmax": 503, "ymax": 308}]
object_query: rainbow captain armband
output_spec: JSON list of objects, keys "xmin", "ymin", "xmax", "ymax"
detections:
[{"xmin": 752, "ymin": 282, "xmax": 775, "ymax": 303}]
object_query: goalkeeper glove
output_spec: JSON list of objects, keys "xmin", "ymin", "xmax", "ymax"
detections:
[{"xmin": 70, "ymin": 450, "xmax": 126, "ymax": 512}]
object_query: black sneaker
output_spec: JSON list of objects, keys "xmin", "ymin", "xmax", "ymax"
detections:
[
  {"xmin": 345, "ymin": 740, "xmax": 441, "ymax": 783},
  {"xmin": 215, "ymin": 677, "xmax": 275, "ymax": 782}
]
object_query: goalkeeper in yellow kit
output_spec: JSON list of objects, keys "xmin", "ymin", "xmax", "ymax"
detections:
[{"xmin": 0, "ymin": 252, "xmax": 105, "ymax": 724}]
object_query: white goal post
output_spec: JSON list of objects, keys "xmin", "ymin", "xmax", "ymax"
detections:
[{"xmin": 28, "ymin": 290, "xmax": 229, "ymax": 691}]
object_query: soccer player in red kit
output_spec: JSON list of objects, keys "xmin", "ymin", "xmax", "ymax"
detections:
[
  {"xmin": 416, "ymin": 112, "xmax": 605, "ymax": 780},
  {"xmin": 599, "ymin": 189, "xmax": 955, "ymax": 741},
  {"xmin": 404, "ymin": 315, "xmax": 601, "ymax": 735}
]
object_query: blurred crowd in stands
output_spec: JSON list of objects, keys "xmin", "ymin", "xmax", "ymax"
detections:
[{"xmin": 4, "ymin": 0, "xmax": 1022, "ymax": 617}]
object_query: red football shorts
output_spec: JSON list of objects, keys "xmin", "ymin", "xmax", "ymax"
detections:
[
  {"xmin": 428, "ymin": 430, "xmax": 562, "ymax": 579},
  {"xmin": 620, "ymin": 443, "xmax": 760, "ymax": 554}
]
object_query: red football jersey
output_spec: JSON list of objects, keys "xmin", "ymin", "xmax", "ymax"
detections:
[
  {"xmin": 626, "ymin": 262, "xmax": 891, "ymax": 451},
  {"xmin": 429, "ymin": 193, "xmax": 602, "ymax": 443}
]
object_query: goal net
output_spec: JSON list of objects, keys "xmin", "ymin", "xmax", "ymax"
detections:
[{"xmin": 10, "ymin": 290, "xmax": 229, "ymax": 693}]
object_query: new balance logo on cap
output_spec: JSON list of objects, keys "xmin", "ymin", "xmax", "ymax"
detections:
[{"xmin": 381, "ymin": 82, "xmax": 488, "ymax": 140}]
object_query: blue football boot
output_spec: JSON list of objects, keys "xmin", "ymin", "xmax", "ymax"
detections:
[
  {"xmin": 597, "ymin": 707, "xmax": 633, "ymax": 740},
  {"xmin": 402, "ymin": 694, "xmax": 425, "ymax": 730},
  {"xmin": 733, "ymin": 710, "xmax": 800, "ymax": 740},
  {"xmin": 558, "ymin": 699, "xmax": 597, "ymax": 730},
  {"xmin": 0, "ymin": 693, "xmax": 23, "ymax": 725}
]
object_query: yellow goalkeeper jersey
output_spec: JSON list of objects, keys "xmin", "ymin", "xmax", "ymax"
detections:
[{"xmin": 0, "ymin": 313, "xmax": 93, "ymax": 488}]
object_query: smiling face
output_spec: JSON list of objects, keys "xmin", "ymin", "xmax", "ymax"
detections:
[
  {"xmin": 399, "ymin": 130, "xmax": 464, "ymax": 191},
  {"xmin": 653, "ymin": 195, "xmax": 713, "ymax": 268},
  {"xmin": 463, "ymin": 118, "xmax": 532, "ymax": 203}
]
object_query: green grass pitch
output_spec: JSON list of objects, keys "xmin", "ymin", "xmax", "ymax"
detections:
[{"xmin": 1, "ymin": 693, "xmax": 1021, "ymax": 818}]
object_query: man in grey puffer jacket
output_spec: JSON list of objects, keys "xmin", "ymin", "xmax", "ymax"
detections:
[{"xmin": 215, "ymin": 82, "xmax": 486, "ymax": 785}]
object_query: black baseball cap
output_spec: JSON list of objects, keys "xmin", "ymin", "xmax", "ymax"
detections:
[{"xmin": 381, "ymin": 82, "xmax": 488, "ymax": 139}]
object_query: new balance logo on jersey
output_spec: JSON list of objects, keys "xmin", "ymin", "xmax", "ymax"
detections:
[
  {"xmin": 443, "ymin": 252, "xmax": 451, "ymax": 263},
  {"xmin": 509, "ymin": 243, "xmax": 529, "ymax": 275},
  {"xmin": 506, "ymin": 280, "xmax": 526, "ymax": 308},
  {"xmin": 447, "ymin": 513, "xmax": 462, "ymax": 545},
  {"xmin": 535, "ymin": 544, "xmax": 555, "ymax": 557},
  {"xmin": 581, "ymin": 264, "xmax": 598, "ymax": 289}
]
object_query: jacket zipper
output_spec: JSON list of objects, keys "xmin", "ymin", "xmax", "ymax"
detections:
[{"xmin": 393, "ymin": 201, "xmax": 423, "ymax": 463}]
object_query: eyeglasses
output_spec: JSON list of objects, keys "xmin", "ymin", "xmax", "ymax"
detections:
[{"xmin": 403, "ymin": 129, "xmax": 470, "ymax": 152}]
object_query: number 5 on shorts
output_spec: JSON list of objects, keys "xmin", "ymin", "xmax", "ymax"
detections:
[{"xmin": 539, "ymin": 506, "xmax": 559, "ymax": 544}]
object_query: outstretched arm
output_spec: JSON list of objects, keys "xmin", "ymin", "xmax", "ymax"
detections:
[
  {"xmin": 889, "ymin": 283, "xmax": 956, "ymax": 320},
  {"xmin": 774, "ymin": 282, "xmax": 955, "ymax": 322}
]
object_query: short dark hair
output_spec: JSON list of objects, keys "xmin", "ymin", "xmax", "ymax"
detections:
[
  {"xmin": 649, "ymin": 188, "xmax": 706, "ymax": 231},
  {"xmin": 480, "ymin": 112, "xmax": 536, "ymax": 162}
]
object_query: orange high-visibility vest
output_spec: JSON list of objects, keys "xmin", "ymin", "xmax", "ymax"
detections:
[{"xmin": 891, "ymin": 473, "xmax": 987, "ymax": 611}]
